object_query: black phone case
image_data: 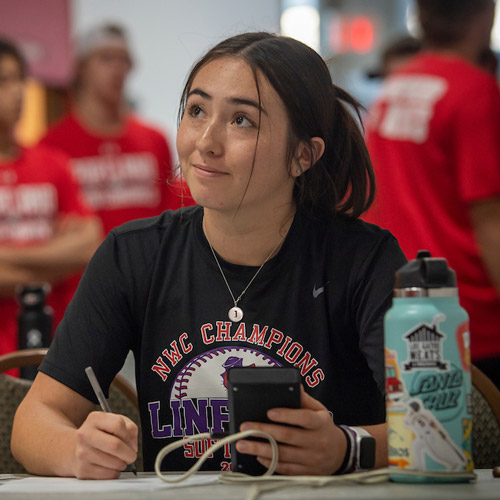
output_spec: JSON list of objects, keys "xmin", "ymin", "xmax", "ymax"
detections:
[{"xmin": 227, "ymin": 366, "xmax": 301, "ymax": 475}]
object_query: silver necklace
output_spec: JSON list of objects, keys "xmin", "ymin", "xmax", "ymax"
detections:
[{"xmin": 206, "ymin": 233, "xmax": 286, "ymax": 322}]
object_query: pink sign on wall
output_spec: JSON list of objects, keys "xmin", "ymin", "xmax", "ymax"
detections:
[{"xmin": 0, "ymin": 0, "xmax": 72, "ymax": 86}]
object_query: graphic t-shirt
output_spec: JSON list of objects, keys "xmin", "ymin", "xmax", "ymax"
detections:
[
  {"xmin": 41, "ymin": 113, "xmax": 186, "ymax": 234},
  {"xmin": 41, "ymin": 205, "xmax": 407, "ymax": 471},
  {"xmin": 0, "ymin": 145, "xmax": 91, "ymax": 359},
  {"xmin": 365, "ymin": 52, "xmax": 500, "ymax": 360}
]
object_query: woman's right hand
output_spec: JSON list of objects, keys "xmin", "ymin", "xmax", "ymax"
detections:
[{"xmin": 74, "ymin": 411, "xmax": 138, "ymax": 479}]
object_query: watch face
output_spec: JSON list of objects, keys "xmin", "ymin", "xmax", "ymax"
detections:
[{"xmin": 359, "ymin": 436, "xmax": 376, "ymax": 469}]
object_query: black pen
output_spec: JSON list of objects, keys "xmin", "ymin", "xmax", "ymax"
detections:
[{"xmin": 85, "ymin": 366, "xmax": 138, "ymax": 476}]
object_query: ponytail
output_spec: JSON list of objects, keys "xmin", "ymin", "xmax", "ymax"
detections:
[{"xmin": 294, "ymin": 85, "xmax": 375, "ymax": 218}]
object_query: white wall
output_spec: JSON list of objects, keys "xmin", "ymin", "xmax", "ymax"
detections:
[{"xmin": 71, "ymin": 0, "xmax": 281, "ymax": 152}]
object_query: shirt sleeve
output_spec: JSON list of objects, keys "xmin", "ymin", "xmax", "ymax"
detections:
[
  {"xmin": 352, "ymin": 229, "xmax": 407, "ymax": 396},
  {"xmin": 39, "ymin": 231, "xmax": 137, "ymax": 403}
]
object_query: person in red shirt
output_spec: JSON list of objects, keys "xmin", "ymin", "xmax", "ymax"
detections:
[
  {"xmin": 365, "ymin": 0, "xmax": 500, "ymax": 387},
  {"xmin": 0, "ymin": 38, "xmax": 102, "ymax": 366},
  {"xmin": 41, "ymin": 23, "xmax": 192, "ymax": 235}
]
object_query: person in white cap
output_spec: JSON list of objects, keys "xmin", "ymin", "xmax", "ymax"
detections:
[{"xmin": 41, "ymin": 23, "xmax": 192, "ymax": 236}]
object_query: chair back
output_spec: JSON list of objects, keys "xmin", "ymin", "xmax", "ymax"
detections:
[
  {"xmin": 471, "ymin": 364, "xmax": 500, "ymax": 469},
  {"xmin": 0, "ymin": 349, "xmax": 143, "ymax": 473}
]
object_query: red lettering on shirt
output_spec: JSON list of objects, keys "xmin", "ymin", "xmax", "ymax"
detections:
[
  {"xmin": 201, "ymin": 323, "xmax": 215, "ymax": 345},
  {"xmin": 162, "ymin": 341, "xmax": 182, "ymax": 367},
  {"xmin": 284, "ymin": 342, "xmax": 303, "ymax": 363},
  {"xmin": 232, "ymin": 323, "xmax": 247, "ymax": 342},
  {"xmin": 294, "ymin": 351, "xmax": 318, "ymax": 377},
  {"xmin": 264, "ymin": 328, "xmax": 284, "ymax": 349},
  {"xmin": 179, "ymin": 332, "xmax": 193, "ymax": 354},
  {"xmin": 151, "ymin": 356, "xmax": 171, "ymax": 381},
  {"xmin": 215, "ymin": 321, "xmax": 232, "ymax": 342},
  {"xmin": 248, "ymin": 324, "xmax": 269, "ymax": 346},
  {"xmin": 306, "ymin": 368, "xmax": 325, "ymax": 388}
]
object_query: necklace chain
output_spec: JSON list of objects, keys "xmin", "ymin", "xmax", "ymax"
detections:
[{"xmin": 207, "ymin": 232, "xmax": 286, "ymax": 309}]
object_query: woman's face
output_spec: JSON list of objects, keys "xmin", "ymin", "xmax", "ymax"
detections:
[{"xmin": 177, "ymin": 57, "xmax": 296, "ymax": 215}]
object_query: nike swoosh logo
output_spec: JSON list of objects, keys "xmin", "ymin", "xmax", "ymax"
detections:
[{"xmin": 313, "ymin": 281, "xmax": 330, "ymax": 298}]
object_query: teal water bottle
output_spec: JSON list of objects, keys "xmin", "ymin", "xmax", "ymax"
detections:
[{"xmin": 384, "ymin": 250, "xmax": 474, "ymax": 482}]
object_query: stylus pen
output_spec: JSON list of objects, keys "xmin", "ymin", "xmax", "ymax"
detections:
[{"xmin": 85, "ymin": 366, "xmax": 137, "ymax": 476}]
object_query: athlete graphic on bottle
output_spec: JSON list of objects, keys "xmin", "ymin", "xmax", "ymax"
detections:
[{"xmin": 404, "ymin": 399, "xmax": 466, "ymax": 470}]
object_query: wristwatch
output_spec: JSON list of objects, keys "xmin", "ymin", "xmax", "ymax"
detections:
[{"xmin": 350, "ymin": 426, "xmax": 376, "ymax": 470}]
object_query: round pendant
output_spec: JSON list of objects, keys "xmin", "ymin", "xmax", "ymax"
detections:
[{"xmin": 229, "ymin": 306, "xmax": 244, "ymax": 322}]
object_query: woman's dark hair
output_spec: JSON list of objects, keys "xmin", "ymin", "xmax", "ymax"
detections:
[
  {"xmin": 417, "ymin": 0, "xmax": 492, "ymax": 47},
  {"xmin": 0, "ymin": 38, "xmax": 27, "ymax": 79},
  {"xmin": 178, "ymin": 32, "xmax": 375, "ymax": 219}
]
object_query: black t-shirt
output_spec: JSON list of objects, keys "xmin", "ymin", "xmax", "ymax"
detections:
[{"xmin": 41, "ymin": 205, "xmax": 407, "ymax": 471}]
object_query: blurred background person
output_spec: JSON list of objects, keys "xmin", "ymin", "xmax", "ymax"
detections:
[
  {"xmin": 478, "ymin": 45, "xmax": 499, "ymax": 77},
  {"xmin": 364, "ymin": 0, "xmax": 500, "ymax": 387},
  {"xmin": 0, "ymin": 38, "xmax": 101, "ymax": 370},
  {"xmin": 41, "ymin": 23, "xmax": 192, "ymax": 236},
  {"xmin": 367, "ymin": 34, "xmax": 422, "ymax": 79}
]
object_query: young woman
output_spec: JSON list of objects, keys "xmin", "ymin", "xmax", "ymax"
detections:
[{"xmin": 12, "ymin": 32, "xmax": 406, "ymax": 478}]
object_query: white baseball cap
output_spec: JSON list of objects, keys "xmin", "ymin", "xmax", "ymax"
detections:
[{"xmin": 76, "ymin": 23, "xmax": 133, "ymax": 63}]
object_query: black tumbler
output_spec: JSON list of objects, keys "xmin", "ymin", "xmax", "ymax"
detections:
[{"xmin": 17, "ymin": 284, "xmax": 53, "ymax": 380}]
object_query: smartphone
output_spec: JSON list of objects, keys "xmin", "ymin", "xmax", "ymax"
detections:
[{"xmin": 227, "ymin": 366, "xmax": 301, "ymax": 475}]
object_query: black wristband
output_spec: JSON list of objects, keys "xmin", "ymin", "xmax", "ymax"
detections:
[{"xmin": 335, "ymin": 425, "xmax": 353, "ymax": 474}]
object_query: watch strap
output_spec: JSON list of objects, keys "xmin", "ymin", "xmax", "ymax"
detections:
[
  {"xmin": 337, "ymin": 425, "xmax": 357, "ymax": 474},
  {"xmin": 350, "ymin": 426, "xmax": 376, "ymax": 470}
]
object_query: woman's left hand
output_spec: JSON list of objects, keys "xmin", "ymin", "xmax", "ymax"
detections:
[{"xmin": 235, "ymin": 387, "xmax": 347, "ymax": 475}]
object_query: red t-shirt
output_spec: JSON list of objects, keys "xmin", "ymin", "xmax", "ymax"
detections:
[
  {"xmin": 0, "ymin": 145, "xmax": 91, "ymax": 363},
  {"xmin": 41, "ymin": 113, "xmax": 189, "ymax": 234},
  {"xmin": 364, "ymin": 53, "xmax": 500, "ymax": 360}
]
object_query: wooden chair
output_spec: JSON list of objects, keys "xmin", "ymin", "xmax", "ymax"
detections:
[
  {"xmin": 471, "ymin": 364, "xmax": 500, "ymax": 469},
  {"xmin": 0, "ymin": 348, "xmax": 143, "ymax": 473}
]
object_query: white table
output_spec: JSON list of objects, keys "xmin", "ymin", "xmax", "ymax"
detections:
[{"xmin": 0, "ymin": 469, "xmax": 498, "ymax": 500}]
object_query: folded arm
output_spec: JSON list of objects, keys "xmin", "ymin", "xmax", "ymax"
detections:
[{"xmin": 0, "ymin": 215, "xmax": 102, "ymax": 296}]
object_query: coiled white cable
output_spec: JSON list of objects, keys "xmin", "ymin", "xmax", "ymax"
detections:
[
  {"xmin": 154, "ymin": 430, "xmax": 279, "ymax": 483},
  {"xmin": 154, "ymin": 432, "xmax": 476, "ymax": 500}
]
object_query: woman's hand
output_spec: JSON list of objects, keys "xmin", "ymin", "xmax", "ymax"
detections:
[
  {"xmin": 73, "ymin": 411, "xmax": 138, "ymax": 479},
  {"xmin": 235, "ymin": 388, "xmax": 347, "ymax": 475}
]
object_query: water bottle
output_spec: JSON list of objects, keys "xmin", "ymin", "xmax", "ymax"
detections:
[
  {"xmin": 17, "ymin": 283, "xmax": 53, "ymax": 380},
  {"xmin": 384, "ymin": 250, "xmax": 474, "ymax": 482}
]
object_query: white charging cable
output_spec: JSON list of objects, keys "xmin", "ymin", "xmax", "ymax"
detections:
[
  {"xmin": 154, "ymin": 432, "xmax": 476, "ymax": 500},
  {"xmin": 154, "ymin": 430, "xmax": 279, "ymax": 483}
]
